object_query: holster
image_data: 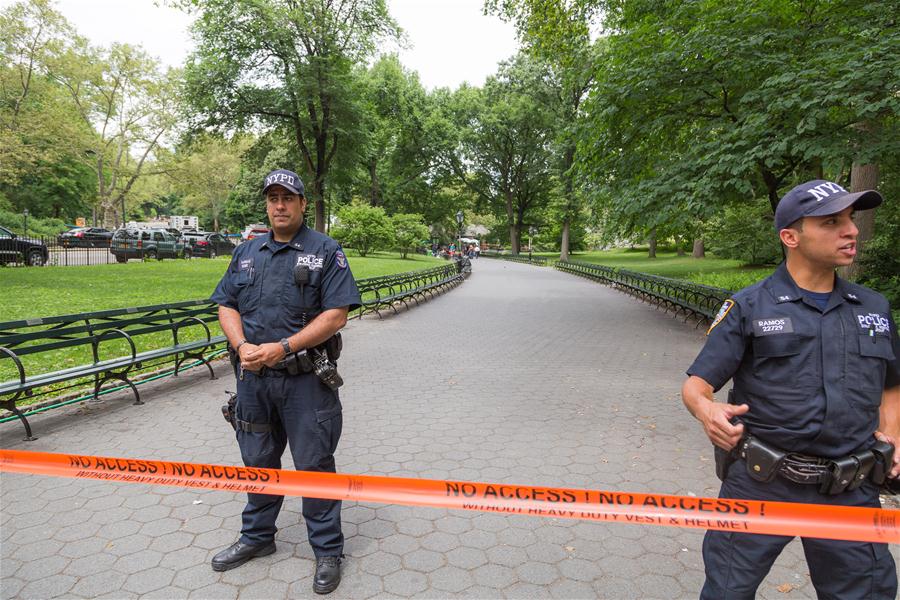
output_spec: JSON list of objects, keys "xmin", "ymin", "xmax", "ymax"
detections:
[
  {"xmin": 714, "ymin": 389, "xmax": 740, "ymax": 481},
  {"xmin": 715, "ymin": 446, "xmax": 735, "ymax": 482},
  {"xmin": 227, "ymin": 344, "xmax": 239, "ymax": 377},
  {"xmin": 221, "ymin": 391, "xmax": 238, "ymax": 430},
  {"xmin": 738, "ymin": 435, "xmax": 786, "ymax": 483},
  {"xmin": 323, "ymin": 332, "xmax": 342, "ymax": 362}
]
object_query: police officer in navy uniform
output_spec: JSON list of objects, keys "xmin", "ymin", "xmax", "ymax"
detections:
[
  {"xmin": 209, "ymin": 169, "xmax": 360, "ymax": 595},
  {"xmin": 682, "ymin": 180, "xmax": 900, "ymax": 599}
]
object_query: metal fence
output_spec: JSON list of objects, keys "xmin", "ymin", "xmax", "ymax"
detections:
[
  {"xmin": 2, "ymin": 235, "xmax": 121, "ymax": 267},
  {"xmin": 480, "ymin": 251, "xmax": 549, "ymax": 266},
  {"xmin": 555, "ymin": 260, "xmax": 732, "ymax": 323}
]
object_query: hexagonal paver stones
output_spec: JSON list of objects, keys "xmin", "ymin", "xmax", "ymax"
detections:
[
  {"xmin": 446, "ymin": 547, "xmax": 488, "ymax": 570},
  {"xmin": 401, "ymin": 549, "xmax": 445, "ymax": 573},
  {"xmin": 383, "ymin": 570, "xmax": 428, "ymax": 596},
  {"xmin": 4, "ymin": 259, "xmax": 898, "ymax": 599},
  {"xmin": 69, "ymin": 571, "xmax": 128, "ymax": 597},
  {"xmin": 472, "ymin": 563, "xmax": 517, "ymax": 589},
  {"xmin": 359, "ymin": 552, "xmax": 402, "ymax": 577},
  {"xmin": 517, "ymin": 561, "xmax": 561, "ymax": 585}
]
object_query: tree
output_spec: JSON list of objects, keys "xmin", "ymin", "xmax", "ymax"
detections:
[
  {"xmin": 579, "ymin": 0, "xmax": 899, "ymax": 268},
  {"xmin": 50, "ymin": 40, "xmax": 181, "ymax": 227},
  {"xmin": 444, "ymin": 55, "xmax": 557, "ymax": 254},
  {"xmin": 0, "ymin": 0, "xmax": 99, "ymax": 220},
  {"xmin": 181, "ymin": 0, "xmax": 399, "ymax": 232},
  {"xmin": 391, "ymin": 213, "xmax": 429, "ymax": 259},
  {"xmin": 1, "ymin": 0, "xmax": 81, "ymax": 184},
  {"xmin": 170, "ymin": 134, "xmax": 251, "ymax": 231},
  {"xmin": 331, "ymin": 200, "xmax": 393, "ymax": 257},
  {"xmin": 487, "ymin": 0, "xmax": 597, "ymax": 261}
]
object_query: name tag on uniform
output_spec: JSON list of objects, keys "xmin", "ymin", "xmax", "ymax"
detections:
[{"xmin": 754, "ymin": 317, "xmax": 794, "ymax": 336}]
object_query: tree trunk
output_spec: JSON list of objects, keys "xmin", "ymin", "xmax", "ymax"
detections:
[
  {"xmin": 838, "ymin": 162, "xmax": 878, "ymax": 281},
  {"xmin": 675, "ymin": 235, "xmax": 685, "ymax": 256},
  {"xmin": 509, "ymin": 223, "xmax": 520, "ymax": 254},
  {"xmin": 369, "ymin": 160, "xmax": 379, "ymax": 206},
  {"xmin": 692, "ymin": 238, "xmax": 705, "ymax": 258},
  {"xmin": 648, "ymin": 228, "xmax": 657, "ymax": 258},
  {"xmin": 759, "ymin": 164, "xmax": 781, "ymax": 213},
  {"xmin": 312, "ymin": 177, "xmax": 326, "ymax": 233},
  {"xmin": 559, "ymin": 217, "xmax": 570, "ymax": 262}
]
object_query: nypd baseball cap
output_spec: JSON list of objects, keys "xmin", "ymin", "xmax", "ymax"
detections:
[
  {"xmin": 262, "ymin": 169, "xmax": 305, "ymax": 197},
  {"xmin": 775, "ymin": 179, "xmax": 882, "ymax": 230}
]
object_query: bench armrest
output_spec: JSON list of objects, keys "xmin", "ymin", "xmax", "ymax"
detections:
[{"xmin": 92, "ymin": 329, "xmax": 136, "ymax": 364}]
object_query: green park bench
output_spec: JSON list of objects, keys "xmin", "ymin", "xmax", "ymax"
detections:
[
  {"xmin": 355, "ymin": 263, "xmax": 467, "ymax": 319},
  {"xmin": 0, "ymin": 299, "xmax": 224, "ymax": 440},
  {"xmin": 555, "ymin": 260, "xmax": 731, "ymax": 324},
  {"xmin": 481, "ymin": 251, "xmax": 548, "ymax": 266},
  {"xmin": 0, "ymin": 266, "xmax": 471, "ymax": 439}
]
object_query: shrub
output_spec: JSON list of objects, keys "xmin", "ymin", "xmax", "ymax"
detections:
[
  {"xmin": 703, "ymin": 200, "xmax": 781, "ymax": 266},
  {"xmin": 391, "ymin": 213, "xmax": 430, "ymax": 259},
  {"xmin": 331, "ymin": 201, "xmax": 394, "ymax": 257}
]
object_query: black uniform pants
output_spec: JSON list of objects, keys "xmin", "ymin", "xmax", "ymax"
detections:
[
  {"xmin": 235, "ymin": 370, "xmax": 343, "ymax": 557},
  {"xmin": 701, "ymin": 460, "xmax": 897, "ymax": 600}
]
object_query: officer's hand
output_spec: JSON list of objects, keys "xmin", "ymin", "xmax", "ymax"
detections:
[
  {"xmin": 243, "ymin": 342, "xmax": 285, "ymax": 369},
  {"xmin": 237, "ymin": 343, "xmax": 260, "ymax": 371},
  {"xmin": 874, "ymin": 431, "xmax": 900, "ymax": 478},
  {"xmin": 702, "ymin": 402, "xmax": 749, "ymax": 451}
]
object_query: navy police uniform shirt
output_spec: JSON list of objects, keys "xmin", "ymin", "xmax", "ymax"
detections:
[
  {"xmin": 211, "ymin": 224, "xmax": 361, "ymax": 344},
  {"xmin": 687, "ymin": 262, "xmax": 899, "ymax": 458}
]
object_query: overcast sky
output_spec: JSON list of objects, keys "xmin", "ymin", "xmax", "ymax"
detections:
[{"xmin": 27, "ymin": 0, "xmax": 520, "ymax": 90}]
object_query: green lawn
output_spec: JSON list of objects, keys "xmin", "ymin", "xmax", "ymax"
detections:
[
  {"xmin": 537, "ymin": 248, "xmax": 775, "ymax": 291},
  {"xmin": 0, "ymin": 251, "xmax": 444, "ymax": 398},
  {"xmin": 0, "ymin": 251, "xmax": 444, "ymax": 321}
]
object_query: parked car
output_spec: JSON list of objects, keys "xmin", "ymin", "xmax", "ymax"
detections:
[
  {"xmin": 0, "ymin": 225, "xmax": 49, "ymax": 266},
  {"xmin": 182, "ymin": 232, "xmax": 234, "ymax": 259},
  {"xmin": 110, "ymin": 228, "xmax": 186, "ymax": 262},
  {"xmin": 241, "ymin": 224, "xmax": 270, "ymax": 240},
  {"xmin": 58, "ymin": 227, "xmax": 113, "ymax": 248}
]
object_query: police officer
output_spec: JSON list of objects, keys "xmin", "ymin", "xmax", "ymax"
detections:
[
  {"xmin": 682, "ymin": 180, "xmax": 900, "ymax": 599},
  {"xmin": 209, "ymin": 169, "xmax": 361, "ymax": 595}
]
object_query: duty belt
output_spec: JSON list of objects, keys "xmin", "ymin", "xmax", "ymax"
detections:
[{"xmin": 735, "ymin": 435, "xmax": 894, "ymax": 495}]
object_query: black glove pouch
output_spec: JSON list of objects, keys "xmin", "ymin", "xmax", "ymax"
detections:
[{"xmin": 740, "ymin": 436, "xmax": 786, "ymax": 483}]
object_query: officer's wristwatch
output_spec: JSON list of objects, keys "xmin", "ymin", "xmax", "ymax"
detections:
[
  {"xmin": 235, "ymin": 339, "xmax": 249, "ymax": 351},
  {"xmin": 280, "ymin": 338, "xmax": 292, "ymax": 356}
]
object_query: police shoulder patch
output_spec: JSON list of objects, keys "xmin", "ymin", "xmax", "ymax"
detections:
[
  {"xmin": 707, "ymin": 299, "xmax": 735, "ymax": 335},
  {"xmin": 335, "ymin": 250, "xmax": 347, "ymax": 269}
]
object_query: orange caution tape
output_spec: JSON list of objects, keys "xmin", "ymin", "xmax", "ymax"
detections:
[{"xmin": 1, "ymin": 449, "xmax": 897, "ymax": 544}]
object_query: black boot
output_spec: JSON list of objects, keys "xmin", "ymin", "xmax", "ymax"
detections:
[
  {"xmin": 313, "ymin": 556, "xmax": 342, "ymax": 594},
  {"xmin": 211, "ymin": 540, "xmax": 276, "ymax": 571}
]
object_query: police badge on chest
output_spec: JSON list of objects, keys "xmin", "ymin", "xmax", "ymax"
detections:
[{"xmin": 295, "ymin": 254, "xmax": 324, "ymax": 271}]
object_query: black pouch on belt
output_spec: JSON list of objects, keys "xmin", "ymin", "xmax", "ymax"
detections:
[
  {"xmin": 279, "ymin": 350, "xmax": 315, "ymax": 376},
  {"xmin": 819, "ymin": 455, "xmax": 861, "ymax": 495},
  {"xmin": 739, "ymin": 436, "xmax": 786, "ymax": 483},
  {"xmin": 870, "ymin": 440, "xmax": 895, "ymax": 486}
]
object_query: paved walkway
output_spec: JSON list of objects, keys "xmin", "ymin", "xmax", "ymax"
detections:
[{"xmin": 1, "ymin": 258, "xmax": 896, "ymax": 599}]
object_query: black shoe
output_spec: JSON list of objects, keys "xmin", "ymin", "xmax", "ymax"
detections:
[
  {"xmin": 211, "ymin": 540, "xmax": 276, "ymax": 572},
  {"xmin": 313, "ymin": 556, "xmax": 342, "ymax": 594}
]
